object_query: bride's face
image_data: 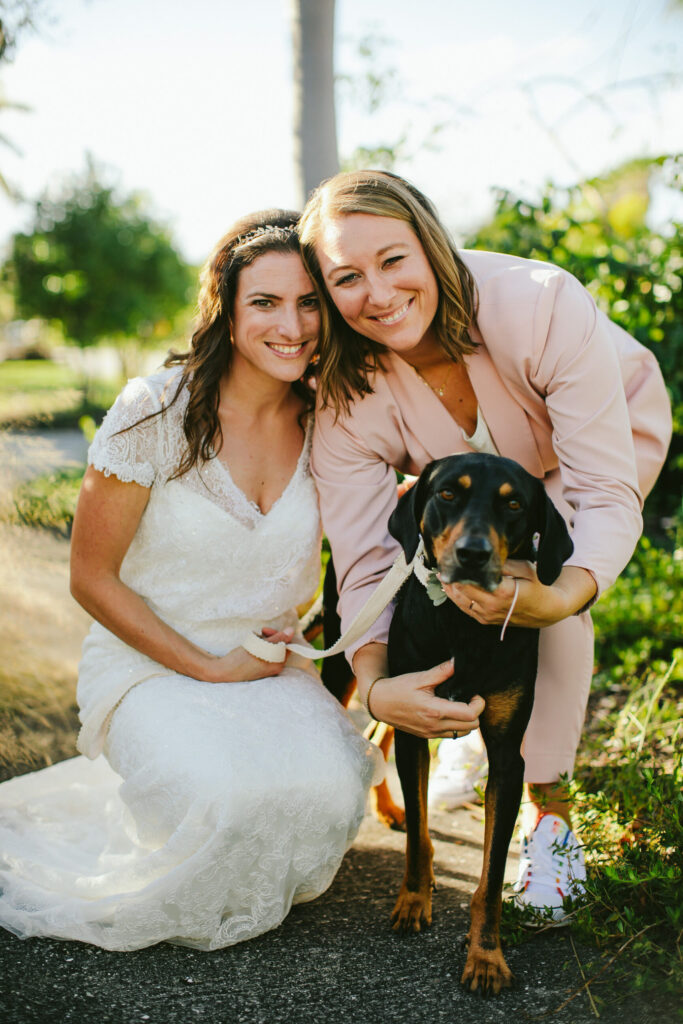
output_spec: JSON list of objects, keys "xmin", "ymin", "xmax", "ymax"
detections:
[{"xmin": 230, "ymin": 251, "xmax": 320, "ymax": 383}]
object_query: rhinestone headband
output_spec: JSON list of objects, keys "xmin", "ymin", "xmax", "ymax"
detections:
[{"xmin": 236, "ymin": 223, "xmax": 297, "ymax": 246}]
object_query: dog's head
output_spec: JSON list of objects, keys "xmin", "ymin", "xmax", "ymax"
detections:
[{"xmin": 388, "ymin": 454, "xmax": 573, "ymax": 591}]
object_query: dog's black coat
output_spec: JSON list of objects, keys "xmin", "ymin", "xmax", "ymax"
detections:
[{"xmin": 386, "ymin": 452, "xmax": 573, "ymax": 994}]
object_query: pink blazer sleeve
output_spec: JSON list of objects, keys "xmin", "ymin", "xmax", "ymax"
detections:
[
  {"xmin": 312, "ymin": 406, "xmax": 401, "ymax": 659},
  {"xmin": 522, "ymin": 269, "xmax": 670, "ymax": 588},
  {"xmin": 604, "ymin": 317, "xmax": 672, "ymax": 499}
]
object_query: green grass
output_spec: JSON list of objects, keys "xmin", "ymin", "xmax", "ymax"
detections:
[
  {"xmin": 0, "ymin": 658, "xmax": 80, "ymax": 782},
  {"xmin": 0, "ymin": 359, "xmax": 79, "ymax": 392},
  {"xmin": 0, "ymin": 358, "xmax": 120, "ymax": 428},
  {"xmin": 568, "ymin": 745, "xmax": 682, "ymax": 1002},
  {"xmin": 8, "ymin": 467, "xmax": 84, "ymax": 536}
]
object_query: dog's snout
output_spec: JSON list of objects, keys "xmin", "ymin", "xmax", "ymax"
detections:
[{"xmin": 455, "ymin": 535, "xmax": 493, "ymax": 569}]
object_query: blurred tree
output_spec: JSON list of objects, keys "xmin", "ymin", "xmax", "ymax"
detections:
[
  {"xmin": 465, "ymin": 154, "xmax": 682, "ymax": 524},
  {"xmin": 3, "ymin": 161, "xmax": 194, "ymax": 384},
  {"xmin": 337, "ymin": 30, "xmax": 450, "ymax": 173},
  {"xmin": 0, "ymin": 0, "xmax": 50, "ymax": 63},
  {"xmin": 291, "ymin": 0, "xmax": 339, "ymax": 205}
]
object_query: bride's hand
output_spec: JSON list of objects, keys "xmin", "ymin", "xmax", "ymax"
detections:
[
  {"xmin": 368, "ymin": 659, "xmax": 485, "ymax": 740},
  {"xmin": 205, "ymin": 627, "xmax": 294, "ymax": 683}
]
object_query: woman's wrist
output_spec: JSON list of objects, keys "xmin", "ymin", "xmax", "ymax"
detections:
[
  {"xmin": 363, "ymin": 675, "xmax": 386, "ymax": 719},
  {"xmin": 352, "ymin": 642, "xmax": 389, "ymax": 713},
  {"xmin": 187, "ymin": 650, "xmax": 217, "ymax": 683},
  {"xmin": 554, "ymin": 566, "xmax": 598, "ymax": 618}
]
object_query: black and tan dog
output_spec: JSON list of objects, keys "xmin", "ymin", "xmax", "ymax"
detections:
[{"xmin": 387, "ymin": 452, "xmax": 573, "ymax": 996}]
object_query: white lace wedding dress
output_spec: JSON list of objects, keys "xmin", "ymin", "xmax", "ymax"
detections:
[{"xmin": 0, "ymin": 369, "xmax": 383, "ymax": 951}]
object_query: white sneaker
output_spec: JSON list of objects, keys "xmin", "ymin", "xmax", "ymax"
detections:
[
  {"xmin": 512, "ymin": 812, "xmax": 586, "ymax": 925},
  {"xmin": 428, "ymin": 733, "xmax": 488, "ymax": 810}
]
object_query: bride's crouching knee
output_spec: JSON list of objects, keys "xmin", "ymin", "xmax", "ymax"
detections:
[{"xmin": 104, "ymin": 671, "xmax": 375, "ymax": 850}]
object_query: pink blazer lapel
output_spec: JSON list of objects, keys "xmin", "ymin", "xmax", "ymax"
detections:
[
  {"xmin": 387, "ymin": 353, "xmax": 472, "ymax": 462},
  {"xmin": 466, "ymin": 334, "xmax": 546, "ymax": 478}
]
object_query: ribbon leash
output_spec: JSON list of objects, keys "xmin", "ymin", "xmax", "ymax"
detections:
[{"xmin": 241, "ymin": 544, "xmax": 421, "ymax": 664}]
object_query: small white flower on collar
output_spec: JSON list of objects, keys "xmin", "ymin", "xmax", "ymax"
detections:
[{"xmin": 412, "ymin": 539, "xmax": 448, "ymax": 607}]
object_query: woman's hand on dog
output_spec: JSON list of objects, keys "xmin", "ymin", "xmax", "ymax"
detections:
[
  {"xmin": 370, "ymin": 663, "xmax": 485, "ymax": 740},
  {"xmin": 441, "ymin": 562, "xmax": 597, "ymax": 628},
  {"xmin": 353, "ymin": 643, "xmax": 484, "ymax": 739},
  {"xmin": 369, "ymin": 662, "xmax": 485, "ymax": 739}
]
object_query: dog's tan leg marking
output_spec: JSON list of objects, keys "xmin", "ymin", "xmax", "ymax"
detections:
[
  {"xmin": 337, "ymin": 678, "xmax": 359, "ymax": 710},
  {"xmin": 391, "ymin": 742, "xmax": 433, "ymax": 932},
  {"xmin": 461, "ymin": 690, "xmax": 524, "ymax": 996},
  {"xmin": 481, "ymin": 685, "xmax": 524, "ymax": 731},
  {"xmin": 461, "ymin": 780, "xmax": 514, "ymax": 995},
  {"xmin": 461, "ymin": 892, "xmax": 514, "ymax": 996},
  {"xmin": 369, "ymin": 724, "xmax": 405, "ymax": 830}
]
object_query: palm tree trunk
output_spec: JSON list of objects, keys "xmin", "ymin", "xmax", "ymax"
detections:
[{"xmin": 290, "ymin": 0, "xmax": 339, "ymax": 207}]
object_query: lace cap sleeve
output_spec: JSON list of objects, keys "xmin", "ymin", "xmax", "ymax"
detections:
[{"xmin": 88, "ymin": 377, "xmax": 165, "ymax": 487}]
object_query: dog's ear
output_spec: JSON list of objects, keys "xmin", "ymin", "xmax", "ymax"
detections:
[
  {"xmin": 534, "ymin": 483, "xmax": 574, "ymax": 585},
  {"xmin": 388, "ymin": 461, "xmax": 438, "ymax": 561}
]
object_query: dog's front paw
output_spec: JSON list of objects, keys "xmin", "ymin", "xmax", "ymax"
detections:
[
  {"xmin": 391, "ymin": 885, "xmax": 432, "ymax": 933},
  {"xmin": 460, "ymin": 947, "xmax": 515, "ymax": 997}
]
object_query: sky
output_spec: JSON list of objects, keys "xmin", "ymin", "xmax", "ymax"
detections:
[{"xmin": 0, "ymin": 0, "xmax": 681, "ymax": 266}]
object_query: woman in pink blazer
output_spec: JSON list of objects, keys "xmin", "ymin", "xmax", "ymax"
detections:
[{"xmin": 299, "ymin": 170, "xmax": 671, "ymax": 920}]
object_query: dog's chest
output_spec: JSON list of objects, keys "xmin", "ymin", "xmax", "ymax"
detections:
[{"xmin": 387, "ymin": 581, "xmax": 540, "ymax": 703}]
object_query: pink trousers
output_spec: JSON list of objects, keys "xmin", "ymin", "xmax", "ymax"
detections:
[{"xmin": 522, "ymin": 610, "xmax": 594, "ymax": 782}]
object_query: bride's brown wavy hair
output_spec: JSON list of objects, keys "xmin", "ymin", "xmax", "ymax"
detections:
[
  {"xmin": 298, "ymin": 170, "xmax": 478, "ymax": 418},
  {"xmin": 132, "ymin": 210, "xmax": 316, "ymax": 479}
]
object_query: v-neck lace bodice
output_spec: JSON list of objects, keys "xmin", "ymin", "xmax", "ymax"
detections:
[
  {"xmin": 200, "ymin": 430, "xmax": 311, "ymax": 525},
  {"xmin": 89, "ymin": 367, "xmax": 314, "ymax": 530}
]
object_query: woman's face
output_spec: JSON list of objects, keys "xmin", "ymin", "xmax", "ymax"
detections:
[
  {"xmin": 314, "ymin": 213, "xmax": 439, "ymax": 355},
  {"xmin": 230, "ymin": 250, "xmax": 320, "ymax": 383}
]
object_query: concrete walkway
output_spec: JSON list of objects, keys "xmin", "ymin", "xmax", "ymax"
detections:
[{"xmin": 0, "ymin": 428, "xmax": 89, "ymax": 491}]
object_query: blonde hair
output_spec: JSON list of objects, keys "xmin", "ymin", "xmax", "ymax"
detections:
[{"xmin": 298, "ymin": 170, "xmax": 477, "ymax": 416}]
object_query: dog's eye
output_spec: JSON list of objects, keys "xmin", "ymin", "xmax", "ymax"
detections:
[
  {"xmin": 507, "ymin": 499, "xmax": 522, "ymax": 511},
  {"xmin": 438, "ymin": 489, "xmax": 454, "ymax": 501}
]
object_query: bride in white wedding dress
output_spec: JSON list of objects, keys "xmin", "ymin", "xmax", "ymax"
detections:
[{"xmin": 0, "ymin": 212, "xmax": 383, "ymax": 951}]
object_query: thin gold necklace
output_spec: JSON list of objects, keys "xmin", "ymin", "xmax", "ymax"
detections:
[{"xmin": 414, "ymin": 361, "xmax": 454, "ymax": 398}]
